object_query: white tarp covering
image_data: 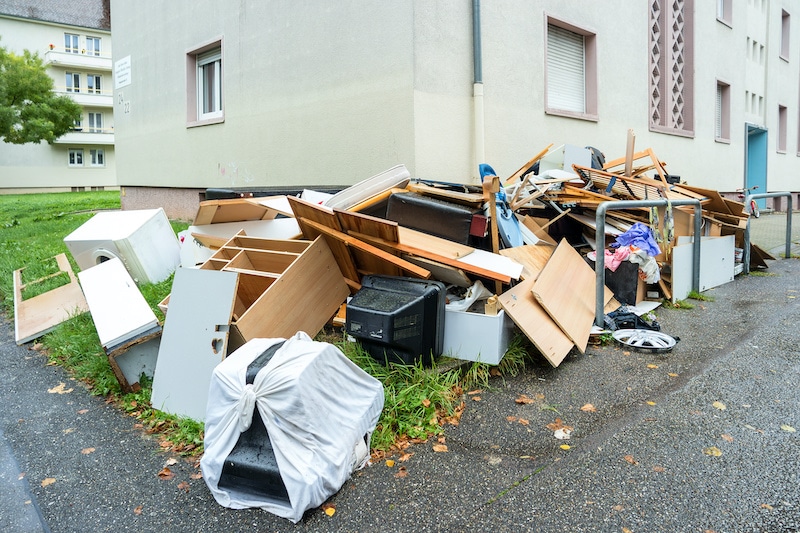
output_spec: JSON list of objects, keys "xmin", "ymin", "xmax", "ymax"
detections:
[{"xmin": 201, "ymin": 332, "xmax": 384, "ymax": 523}]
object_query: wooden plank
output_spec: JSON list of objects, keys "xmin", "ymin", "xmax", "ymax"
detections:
[
  {"xmin": 498, "ymin": 276, "xmax": 574, "ymax": 367},
  {"xmin": 504, "ymin": 143, "xmax": 554, "ymax": 184},
  {"xmin": 499, "ymin": 244, "xmax": 554, "ymax": 280},
  {"xmin": 400, "ymin": 254, "xmax": 473, "ymax": 287},
  {"xmin": 13, "ymin": 253, "xmax": 89, "ymax": 345},
  {"xmin": 397, "ymin": 227, "xmax": 475, "ymax": 259},
  {"xmin": 193, "ymin": 198, "xmax": 276, "ymax": 225},
  {"xmin": 295, "ymin": 217, "xmax": 361, "ymax": 284},
  {"xmin": 405, "ymin": 183, "xmax": 485, "ymax": 207},
  {"xmin": 334, "ymin": 208, "xmax": 400, "ymax": 242},
  {"xmin": 300, "ymin": 219, "xmax": 431, "ymax": 280},
  {"xmin": 287, "ymin": 195, "xmax": 338, "ymax": 228},
  {"xmin": 531, "ymin": 240, "xmax": 606, "ymax": 354},
  {"xmin": 351, "ymin": 230, "xmax": 512, "ymax": 284},
  {"xmin": 678, "ymin": 184, "xmax": 733, "ymax": 215}
]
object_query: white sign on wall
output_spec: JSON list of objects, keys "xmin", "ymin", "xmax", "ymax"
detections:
[{"xmin": 115, "ymin": 55, "xmax": 132, "ymax": 89}]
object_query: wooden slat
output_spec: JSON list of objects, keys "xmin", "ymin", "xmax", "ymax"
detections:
[
  {"xmin": 301, "ymin": 219, "xmax": 431, "ymax": 280},
  {"xmin": 295, "ymin": 218, "xmax": 360, "ymax": 283},
  {"xmin": 504, "ymin": 144, "xmax": 554, "ymax": 184},
  {"xmin": 193, "ymin": 198, "xmax": 276, "ymax": 225},
  {"xmin": 498, "ymin": 276, "xmax": 574, "ymax": 367},
  {"xmin": 396, "ymin": 227, "xmax": 475, "ymax": 259},
  {"xmin": 499, "ymin": 244, "xmax": 555, "ymax": 281},
  {"xmin": 405, "ymin": 183, "xmax": 485, "ymax": 207}
]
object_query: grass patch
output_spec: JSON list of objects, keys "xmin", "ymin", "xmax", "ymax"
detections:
[
  {"xmin": 687, "ymin": 290, "xmax": 714, "ymax": 302},
  {"xmin": 749, "ymin": 270, "xmax": 775, "ymax": 277},
  {"xmin": 670, "ymin": 299, "xmax": 695, "ymax": 309},
  {"xmin": 21, "ymin": 271, "xmax": 70, "ymax": 300}
]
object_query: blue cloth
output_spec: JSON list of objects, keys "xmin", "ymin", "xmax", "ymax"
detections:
[{"xmin": 612, "ymin": 222, "xmax": 661, "ymax": 257}]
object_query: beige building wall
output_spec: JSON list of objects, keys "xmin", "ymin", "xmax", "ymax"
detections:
[
  {"xmin": 0, "ymin": 14, "xmax": 116, "ymax": 191},
  {"xmin": 110, "ymin": 0, "xmax": 800, "ymax": 214}
]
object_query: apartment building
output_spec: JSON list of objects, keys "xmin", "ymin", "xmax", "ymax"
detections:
[
  {"xmin": 108, "ymin": 1, "xmax": 800, "ymax": 218},
  {"xmin": 0, "ymin": 0, "xmax": 115, "ymax": 193}
]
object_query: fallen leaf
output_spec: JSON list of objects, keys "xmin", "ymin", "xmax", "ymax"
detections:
[
  {"xmin": 48, "ymin": 383, "xmax": 73, "ymax": 394},
  {"xmin": 623, "ymin": 454, "xmax": 638, "ymax": 465},
  {"xmin": 77, "ymin": 409, "xmax": 89, "ymax": 415},
  {"xmin": 553, "ymin": 428, "xmax": 571, "ymax": 439},
  {"xmin": 546, "ymin": 418, "xmax": 573, "ymax": 432},
  {"xmin": 165, "ymin": 458, "xmax": 178, "ymax": 466},
  {"xmin": 703, "ymin": 446, "xmax": 722, "ymax": 457},
  {"xmin": 612, "ymin": 505, "xmax": 624, "ymax": 511},
  {"xmin": 133, "ymin": 505, "xmax": 143, "ymax": 515},
  {"xmin": 63, "ymin": 428, "xmax": 75, "ymax": 435},
  {"xmin": 437, "ymin": 436, "xmax": 446, "ymax": 444},
  {"xmin": 668, "ymin": 372, "xmax": 679, "ymax": 377},
  {"xmin": 646, "ymin": 401, "xmax": 656, "ymax": 406},
  {"xmin": 385, "ymin": 460, "xmax": 395, "ymax": 468},
  {"xmin": 653, "ymin": 466, "xmax": 665, "ymax": 472},
  {"xmin": 467, "ymin": 389, "xmax": 482, "ymax": 395},
  {"xmin": 712, "ymin": 401, "xmax": 727, "ymax": 411},
  {"xmin": 432, "ymin": 444, "xmax": 448, "ymax": 453},
  {"xmin": 159, "ymin": 440, "xmax": 173, "ymax": 449},
  {"xmin": 781, "ymin": 424, "xmax": 796, "ymax": 433},
  {"xmin": 190, "ymin": 472, "xmax": 203, "ymax": 480},
  {"xmin": 81, "ymin": 447, "xmax": 95, "ymax": 455},
  {"xmin": 721, "ymin": 434, "xmax": 734, "ymax": 443},
  {"xmin": 623, "ymin": 351, "xmax": 631, "ymax": 356},
  {"xmin": 559, "ymin": 444, "xmax": 571, "ymax": 450},
  {"xmin": 41, "ymin": 477, "xmax": 56, "ymax": 487},
  {"xmin": 394, "ymin": 466, "xmax": 408, "ymax": 478},
  {"xmin": 623, "ymin": 528, "xmax": 633, "ymax": 533},
  {"xmin": 647, "ymin": 364, "xmax": 659, "ymax": 369},
  {"xmin": 506, "ymin": 416, "xmax": 518, "ymax": 423},
  {"xmin": 421, "ymin": 398, "xmax": 431, "ymax": 408},
  {"xmin": 157, "ymin": 467, "xmax": 175, "ymax": 480},
  {"xmin": 399, "ymin": 452, "xmax": 413, "ymax": 462},
  {"xmin": 471, "ymin": 396, "xmax": 482, "ymax": 402},
  {"xmin": 518, "ymin": 418, "xmax": 530, "ymax": 426},
  {"xmin": 761, "ymin": 503, "xmax": 774, "ymax": 510},
  {"xmin": 489, "ymin": 367, "xmax": 502, "ymax": 377},
  {"xmin": 322, "ymin": 503, "xmax": 336, "ymax": 517},
  {"xmin": 177, "ymin": 481, "xmax": 190, "ymax": 492},
  {"xmin": 580, "ymin": 403, "xmax": 598, "ymax": 413},
  {"xmin": 515, "ymin": 394, "xmax": 535, "ymax": 404}
]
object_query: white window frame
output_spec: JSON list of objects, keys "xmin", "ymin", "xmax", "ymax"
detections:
[
  {"xmin": 778, "ymin": 104, "xmax": 788, "ymax": 153},
  {"xmin": 66, "ymin": 72, "xmax": 80, "ymax": 93},
  {"xmin": 781, "ymin": 10, "xmax": 791, "ymax": 61},
  {"xmin": 88, "ymin": 112, "xmax": 103, "ymax": 133},
  {"xmin": 68, "ymin": 149, "xmax": 84, "ymax": 167},
  {"xmin": 86, "ymin": 36, "xmax": 101, "ymax": 56},
  {"xmin": 717, "ymin": 0, "xmax": 732, "ymax": 27},
  {"xmin": 90, "ymin": 149, "xmax": 105, "ymax": 167},
  {"xmin": 544, "ymin": 16, "xmax": 598, "ymax": 121},
  {"xmin": 64, "ymin": 33, "xmax": 79, "ymax": 54},
  {"xmin": 715, "ymin": 80, "xmax": 730, "ymax": 143},
  {"xmin": 186, "ymin": 39, "xmax": 224, "ymax": 127},
  {"xmin": 87, "ymin": 74, "xmax": 102, "ymax": 94}
]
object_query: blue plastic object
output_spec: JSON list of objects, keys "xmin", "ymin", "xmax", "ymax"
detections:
[{"xmin": 479, "ymin": 164, "xmax": 523, "ymax": 248}]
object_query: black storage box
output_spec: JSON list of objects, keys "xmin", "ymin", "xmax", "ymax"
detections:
[
  {"xmin": 585, "ymin": 256, "xmax": 641, "ymax": 306},
  {"xmin": 218, "ymin": 341, "xmax": 289, "ymax": 504},
  {"xmin": 346, "ymin": 275, "xmax": 445, "ymax": 366}
]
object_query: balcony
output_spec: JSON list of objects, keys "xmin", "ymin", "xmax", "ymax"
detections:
[
  {"xmin": 55, "ymin": 89, "xmax": 114, "ymax": 108},
  {"xmin": 44, "ymin": 49, "xmax": 112, "ymax": 72},
  {"xmin": 53, "ymin": 129, "xmax": 115, "ymax": 146}
]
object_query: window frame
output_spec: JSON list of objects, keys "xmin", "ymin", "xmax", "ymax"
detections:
[
  {"xmin": 89, "ymin": 149, "xmax": 105, "ymax": 167},
  {"xmin": 86, "ymin": 36, "xmax": 101, "ymax": 57},
  {"xmin": 64, "ymin": 33, "xmax": 79, "ymax": 54},
  {"xmin": 68, "ymin": 148, "xmax": 84, "ymax": 167},
  {"xmin": 544, "ymin": 16, "xmax": 598, "ymax": 122},
  {"xmin": 717, "ymin": 0, "xmax": 732, "ymax": 27},
  {"xmin": 781, "ymin": 10, "xmax": 791, "ymax": 61},
  {"xmin": 186, "ymin": 38, "xmax": 225, "ymax": 127},
  {"xmin": 87, "ymin": 74, "xmax": 102, "ymax": 95},
  {"xmin": 778, "ymin": 104, "xmax": 788, "ymax": 153},
  {"xmin": 88, "ymin": 112, "xmax": 103, "ymax": 133},
  {"xmin": 715, "ymin": 80, "xmax": 731, "ymax": 143},
  {"xmin": 66, "ymin": 72, "xmax": 80, "ymax": 93}
]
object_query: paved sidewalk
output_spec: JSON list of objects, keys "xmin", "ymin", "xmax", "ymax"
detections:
[{"xmin": 2, "ymin": 255, "xmax": 799, "ymax": 532}]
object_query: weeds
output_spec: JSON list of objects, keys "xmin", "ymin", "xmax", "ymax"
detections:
[{"xmin": 687, "ymin": 290, "xmax": 714, "ymax": 302}]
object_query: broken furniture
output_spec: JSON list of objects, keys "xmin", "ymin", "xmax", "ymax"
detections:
[
  {"xmin": 442, "ymin": 305, "xmax": 515, "ymax": 365},
  {"xmin": 64, "ymin": 208, "xmax": 181, "ymax": 284},
  {"xmin": 201, "ymin": 333, "xmax": 384, "ymax": 523},
  {"xmin": 346, "ymin": 275, "xmax": 446, "ymax": 366},
  {"xmin": 78, "ymin": 257, "xmax": 161, "ymax": 392},
  {"xmin": 151, "ymin": 233, "xmax": 349, "ymax": 421},
  {"xmin": 13, "ymin": 253, "xmax": 89, "ymax": 345}
]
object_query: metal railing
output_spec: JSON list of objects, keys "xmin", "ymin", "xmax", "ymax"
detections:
[
  {"xmin": 743, "ymin": 192, "xmax": 794, "ymax": 273},
  {"xmin": 594, "ymin": 199, "xmax": 705, "ymax": 327}
]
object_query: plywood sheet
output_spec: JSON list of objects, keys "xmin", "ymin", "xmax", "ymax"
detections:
[
  {"xmin": 498, "ymin": 276, "xmax": 574, "ymax": 367},
  {"xmin": 499, "ymin": 244, "xmax": 554, "ymax": 280},
  {"xmin": 193, "ymin": 198, "xmax": 277, "ymax": 225},
  {"xmin": 13, "ymin": 253, "xmax": 89, "ymax": 345},
  {"xmin": 335, "ymin": 208, "xmax": 399, "ymax": 242},
  {"xmin": 531, "ymin": 240, "xmax": 601, "ymax": 354},
  {"xmin": 151, "ymin": 268, "xmax": 238, "ymax": 421}
]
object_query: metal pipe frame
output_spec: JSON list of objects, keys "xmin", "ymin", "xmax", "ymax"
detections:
[{"xmin": 743, "ymin": 192, "xmax": 794, "ymax": 274}]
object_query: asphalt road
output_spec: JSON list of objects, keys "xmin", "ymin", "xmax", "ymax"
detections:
[{"xmin": 1, "ymin": 251, "xmax": 799, "ymax": 532}]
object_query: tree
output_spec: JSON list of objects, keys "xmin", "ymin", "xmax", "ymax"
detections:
[{"xmin": 0, "ymin": 44, "xmax": 82, "ymax": 144}]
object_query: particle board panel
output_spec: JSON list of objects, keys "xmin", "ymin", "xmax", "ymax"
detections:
[
  {"xmin": 193, "ymin": 198, "xmax": 278, "ymax": 225},
  {"xmin": 151, "ymin": 267, "xmax": 239, "ymax": 421},
  {"xmin": 531, "ymin": 240, "xmax": 609, "ymax": 354},
  {"xmin": 499, "ymin": 244, "xmax": 555, "ymax": 280},
  {"xmin": 13, "ymin": 253, "xmax": 89, "ymax": 345},
  {"xmin": 295, "ymin": 217, "xmax": 361, "ymax": 284},
  {"xmin": 334, "ymin": 208, "xmax": 400, "ymax": 242},
  {"xmin": 397, "ymin": 227, "xmax": 475, "ymax": 259},
  {"xmin": 400, "ymin": 254, "xmax": 473, "ymax": 287},
  {"xmin": 497, "ymin": 276, "xmax": 574, "ymax": 367}
]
